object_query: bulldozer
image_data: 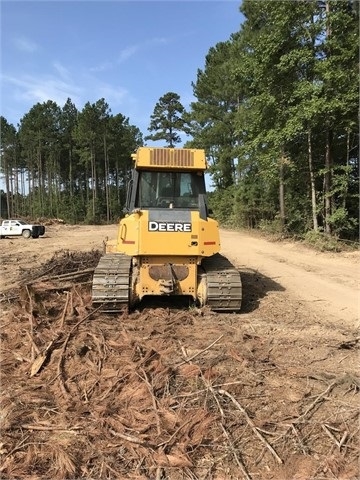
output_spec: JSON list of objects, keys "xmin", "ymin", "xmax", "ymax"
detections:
[{"xmin": 92, "ymin": 147, "xmax": 242, "ymax": 312}]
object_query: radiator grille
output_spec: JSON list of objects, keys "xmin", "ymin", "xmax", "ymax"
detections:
[{"xmin": 150, "ymin": 148, "xmax": 194, "ymax": 167}]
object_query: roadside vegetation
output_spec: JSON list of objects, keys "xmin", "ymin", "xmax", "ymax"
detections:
[{"xmin": 1, "ymin": 0, "xmax": 358, "ymax": 242}]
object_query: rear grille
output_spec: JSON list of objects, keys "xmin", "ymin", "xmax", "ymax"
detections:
[{"xmin": 150, "ymin": 149, "xmax": 194, "ymax": 167}]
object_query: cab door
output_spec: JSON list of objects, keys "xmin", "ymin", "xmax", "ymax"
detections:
[
  {"xmin": 1, "ymin": 220, "xmax": 10, "ymax": 234},
  {"xmin": 10, "ymin": 220, "xmax": 22, "ymax": 235}
]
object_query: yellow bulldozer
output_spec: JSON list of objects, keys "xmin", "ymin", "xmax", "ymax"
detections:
[{"xmin": 92, "ymin": 147, "xmax": 242, "ymax": 312}]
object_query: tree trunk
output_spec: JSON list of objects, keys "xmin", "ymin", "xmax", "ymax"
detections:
[
  {"xmin": 323, "ymin": 0, "xmax": 332, "ymax": 235},
  {"xmin": 4, "ymin": 154, "xmax": 11, "ymax": 219},
  {"xmin": 307, "ymin": 129, "xmax": 318, "ymax": 231},
  {"xmin": 69, "ymin": 148, "xmax": 73, "ymax": 199},
  {"xmin": 324, "ymin": 129, "xmax": 332, "ymax": 234},
  {"xmin": 37, "ymin": 139, "xmax": 44, "ymax": 215},
  {"xmin": 91, "ymin": 149, "xmax": 96, "ymax": 219},
  {"xmin": 279, "ymin": 152, "xmax": 286, "ymax": 232},
  {"xmin": 104, "ymin": 134, "xmax": 110, "ymax": 222},
  {"xmin": 342, "ymin": 129, "xmax": 350, "ymax": 209}
]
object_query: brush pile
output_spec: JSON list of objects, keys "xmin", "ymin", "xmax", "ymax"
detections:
[{"xmin": 0, "ymin": 251, "xmax": 359, "ymax": 479}]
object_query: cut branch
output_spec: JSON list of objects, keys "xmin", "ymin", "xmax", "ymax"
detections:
[
  {"xmin": 295, "ymin": 381, "xmax": 337, "ymax": 423},
  {"xmin": 219, "ymin": 389, "xmax": 283, "ymax": 464},
  {"xmin": 177, "ymin": 335, "xmax": 224, "ymax": 366}
]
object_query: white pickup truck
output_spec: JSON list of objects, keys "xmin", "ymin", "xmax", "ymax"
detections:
[{"xmin": 0, "ymin": 219, "xmax": 46, "ymax": 239}]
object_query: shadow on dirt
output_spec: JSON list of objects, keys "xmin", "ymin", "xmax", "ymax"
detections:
[
  {"xmin": 135, "ymin": 296, "xmax": 198, "ymax": 312},
  {"xmin": 240, "ymin": 267, "xmax": 285, "ymax": 313}
]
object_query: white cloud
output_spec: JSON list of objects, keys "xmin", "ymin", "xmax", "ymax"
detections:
[
  {"xmin": 97, "ymin": 84, "xmax": 129, "ymax": 106},
  {"xmin": 89, "ymin": 61, "xmax": 113, "ymax": 73},
  {"xmin": 89, "ymin": 37, "xmax": 169, "ymax": 73},
  {"xmin": 1, "ymin": 71, "xmax": 138, "ymax": 122},
  {"xmin": 149, "ymin": 37, "xmax": 168, "ymax": 46},
  {"xmin": 2, "ymin": 73, "xmax": 82, "ymax": 109},
  {"xmin": 117, "ymin": 38, "xmax": 168, "ymax": 64},
  {"xmin": 118, "ymin": 45, "xmax": 139, "ymax": 63},
  {"xmin": 52, "ymin": 62, "xmax": 71, "ymax": 81},
  {"xmin": 13, "ymin": 36, "xmax": 38, "ymax": 53}
]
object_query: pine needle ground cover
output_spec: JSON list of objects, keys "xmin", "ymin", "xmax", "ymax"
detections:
[{"xmin": 0, "ymin": 251, "xmax": 358, "ymax": 479}]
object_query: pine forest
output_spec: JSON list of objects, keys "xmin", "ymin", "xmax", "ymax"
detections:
[{"xmin": 1, "ymin": 0, "xmax": 358, "ymax": 241}]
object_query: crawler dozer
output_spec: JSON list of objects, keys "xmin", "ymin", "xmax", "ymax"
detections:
[{"xmin": 92, "ymin": 147, "xmax": 242, "ymax": 312}]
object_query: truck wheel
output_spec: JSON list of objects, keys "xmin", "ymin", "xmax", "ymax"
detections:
[
  {"xmin": 32, "ymin": 234, "xmax": 39, "ymax": 239},
  {"xmin": 22, "ymin": 229, "xmax": 31, "ymax": 239}
]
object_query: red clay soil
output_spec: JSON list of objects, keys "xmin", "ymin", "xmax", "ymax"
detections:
[{"xmin": 0, "ymin": 226, "xmax": 359, "ymax": 479}]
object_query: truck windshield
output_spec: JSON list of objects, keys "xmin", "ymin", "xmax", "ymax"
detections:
[{"xmin": 136, "ymin": 171, "xmax": 203, "ymax": 209}]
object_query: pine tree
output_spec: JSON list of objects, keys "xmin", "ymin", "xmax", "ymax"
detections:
[{"xmin": 145, "ymin": 92, "xmax": 187, "ymax": 147}]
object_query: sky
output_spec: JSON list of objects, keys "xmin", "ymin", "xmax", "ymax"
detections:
[{"xmin": 1, "ymin": 0, "xmax": 244, "ymax": 145}]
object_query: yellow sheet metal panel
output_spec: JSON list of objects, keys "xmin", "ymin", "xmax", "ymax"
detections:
[
  {"xmin": 134, "ymin": 147, "xmax": 207, "ymax": 170},
  {"xmin": 115, "ymin": 210, "xmax": 220, "ymax": 258},
  {"xmin": 115, "ymin": 213, "xmax": 139, "ymax": 255}
]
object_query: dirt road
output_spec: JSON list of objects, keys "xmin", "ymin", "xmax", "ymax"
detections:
[
  {"xmin": 220, "ymin": 229, "xmax": 359, "ymax": 329},
  {"xmin": 1, "ymin": 224, "xmax": 359, "ymax": 479}
]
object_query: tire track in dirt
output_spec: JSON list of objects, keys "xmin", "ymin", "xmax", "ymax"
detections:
[{"xmin": 219, "ymin": 229, "xmax": 359, "ymax": 328}]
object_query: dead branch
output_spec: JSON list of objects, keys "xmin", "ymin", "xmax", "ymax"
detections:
[
  {"xmin": 179, "ymin": 340, "xmax": 225, "ymax": 417},
  {"xmin": 109, "ymin": 429, "xmax": 155, "ymax": 449},
  {"xmin": 55, "ymin": 305, "xmax": 104, "ymax": 398},
  {"xmin": 68, "ymin": 304, "xmax": 103, "ymax": 335},
  {"xmin": 155, "ymin": 466, "xmax": 164, "ymax": 480},
  {"xmin": 322, "ymin": 424, "xmax": 348, "ymax": 450},
  {"xmin": 0, "ymin": 435, "xmax": 41, "ymax": 462},
  {"xmin": 176, "ymin": 380, "xmax": 254, "ymax": 398},
  {"xmin": 30, "ymin": 337, "xmax": 59, "ymax": 377},
  {"xmin": 98, "ymin": 374, "xmax": 129, "ymax": 402},
  {"xmin": 57, "ymin": 331, "xmax": 72, "ymax": 398},
  {"xmin": 204, "ymin": 376, "xmax": 225, "ymax": 417},
  {"xmin": 138, "ymin": 368, "xmax": 161, "ymax": 435},
  {"xmin": 25, "ymin": 285, "xmax": 36, "ymax": 361},
  {"xmin": 21, "ymin": 424, "xmax": 82, "ymax": 432},
  {"xmin": 27, "ymin": 268, "xmax": 95, "ymax": 285},
  {"xmin": 25, "ymin": 330, "xmax": 40, "ymax": 356},
  {"xmin": 31, "ymin": 280, "xmax": 93, "ymax": 292},
  {"xmin": 291, "ymin": 424, "xmax": 308, "ymax": 455},
  {"xmin": 218, "ymin": 388, "xmax": 283, "ymax": 464},
  {"xmin": 177, "ymin": 334, "xmax": 224, "ymax": 367},
  {"xmin": 156, "ymin": 419, "xmax": 192, "ymax": 448},
  {"xmin": 220, "ymin": 423, "xmax": 252, "ymax": 480},
  {"xmin": 339, "ymin": 431, "xmax": 349, "ymax": 448},
  {"xmin": 59, "ymin": 291, "xmax": 71, "ymax": 328},
  {"xmin": 295, "ymin": 380, "xmax": 337, "ymax": 423}
]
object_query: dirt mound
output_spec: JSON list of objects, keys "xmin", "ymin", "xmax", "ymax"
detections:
[{"xmin": 0, "ymin": 250, "xmax": 359, "ymax": 479}]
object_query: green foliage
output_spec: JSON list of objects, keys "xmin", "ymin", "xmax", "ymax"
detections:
[
  {"xmin": 1, "ymin": 0, "xmax": 358, "ymax": 239},
  {"xmin": 303, "ymin": 230, "xmax": 343, "ymax": 252},
  {"xmin": 1, "ymin": 98, "xmax": 142, "ymax": 223},
  {"xmin": 208, "ymin": 187, "xmax": 239, "ymax": 228},
  {"xmin": 186, "ymin": 39, "xmax": 240, "ymax": 188},
  {"xmin": 145, "ymin": 92, "xmax": 187, "ymax": 147},
  {"xmin": 187, "ymin": 0, "xmax": 359, "ymax": 240},
  {"xmin": 326, "ymin": 207, "xmax": 358, "ymax": 237},
  {"xmin": 258, "ymin": 218, "xmax": 284, "ymax": 235},
  {"xmin": 85, "ymin": 197, "xmax": 105, "ymax": 225}
]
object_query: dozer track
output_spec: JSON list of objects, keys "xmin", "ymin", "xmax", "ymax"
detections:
[
  {"xmin": 92, "ymin": 254, "xmax": 132, "ymax": 312},
  {"xmin": 92, "ymin": 253, "xmax": 241, "ymax": 313},
  {"xmin": 200, "ymin": 253, "xmax": 242, "ymax": 312}
]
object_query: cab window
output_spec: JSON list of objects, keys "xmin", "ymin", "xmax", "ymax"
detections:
[{"xmin": 136, "ymin": 171, "xmax": 203, "ymax": 208}]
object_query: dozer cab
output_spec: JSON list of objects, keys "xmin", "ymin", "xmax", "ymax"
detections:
[{"xmin": 92, "ymin": 147, "xmax": 242, "ymax": 312}]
